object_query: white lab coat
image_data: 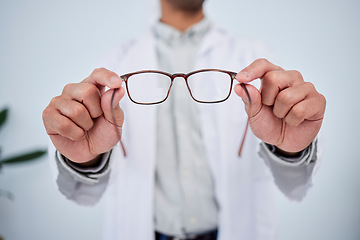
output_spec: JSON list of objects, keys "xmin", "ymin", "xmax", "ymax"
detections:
[{"xmin": 49, "ymin": 22, "xmax": 321, "ymax": 240}]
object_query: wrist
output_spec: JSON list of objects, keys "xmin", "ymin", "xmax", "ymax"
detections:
[
  {"xmin": 274, "ymin": 147, "xmax": 302, "ymax": 158},
  {"xmin": 66, "ymin": 154, "xmax": 103, "ymax": 168}
]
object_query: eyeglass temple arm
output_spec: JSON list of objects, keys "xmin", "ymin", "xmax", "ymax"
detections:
[
  {"xmin": 238, "ymin": 83, "xmax": 251, "ymax": 157},
  {"xmin": 111, "ymin": 88, "xmax": 127, "ymax": 157},
  {"xmin": 238, "ymin": 119, "xmax": 249, "ymax": 156}
]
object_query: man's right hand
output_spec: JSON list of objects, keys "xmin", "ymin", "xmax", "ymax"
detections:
[{"xmin": 42, "ymin": 68, "xmax": 125, "ymax": 165}]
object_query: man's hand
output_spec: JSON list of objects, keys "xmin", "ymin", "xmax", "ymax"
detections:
[
  {"xmin": 42, "ymin": 68, "xmax": 125, "ymax": 164},
  {"xmin": 234, "ymin": 59, "xmax": 326, "ymax": 155}
]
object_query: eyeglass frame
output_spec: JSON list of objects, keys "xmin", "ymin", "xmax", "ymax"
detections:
[
  {"xmin": 119, "ymin": 69, "xmax": 246, "ymax": 105},
  {"xmin": 111, "ymin": 69, "xmax": 252, "ymax": 157}
]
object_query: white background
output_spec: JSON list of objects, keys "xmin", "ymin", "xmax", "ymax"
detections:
[{"xmin": 0, "ymin": 0, "xmax": 359, "ymax": 239}]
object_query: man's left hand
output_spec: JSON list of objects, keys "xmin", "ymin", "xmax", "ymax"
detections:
[{"xmin": 234, "ymin": 58, "xmax": 326, "ymax": 156}]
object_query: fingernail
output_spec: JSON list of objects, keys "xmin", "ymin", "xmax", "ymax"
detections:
[
  {"xmin": 236, "ymin": 71, "xmax": 250, "ymax": 80},
  {"xmin": 110, "ymin": 76, "xmax": 121, "ymax": 85}
]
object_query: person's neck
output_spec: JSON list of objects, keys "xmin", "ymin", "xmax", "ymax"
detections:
[{"xmin": 160, "ymin": 0, "xmax": 205, "ymax": 32}]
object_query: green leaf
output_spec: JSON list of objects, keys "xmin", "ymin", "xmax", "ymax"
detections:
[
  {"xmin": 1, "ymin": 150, "xmax": 47, "ymax": 164},
  {"xmin": 0, "ymin": 188, "xmax": 14, "ymax": 201},
  {"xmin": 0, "ymin": 108, "xmax": 9, "ymax": 130}
]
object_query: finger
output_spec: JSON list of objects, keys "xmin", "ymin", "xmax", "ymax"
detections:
[
  {"xmin": 272, "ymin": 82, "xmax": 314, "ymax": 119},
  {"xmin": 235, "ymin": 58, "xmax": 283, "ymax": 83},
  {"xmin": 43, "ymin": 107, "xmax": 85, "ymax": 141},
  {"xmin": 261, "ymin": 70, "xmax": 304, "ymax": 106},
  {"xmin": 51, "ymin": 97, "xmax": 94, "ymax": 132},
  {"xmin": 62, "ymin": 82, "xmax": 103, "ymax": 118},
  {"xmin": 83, "ymin": 68, "xmax": 123, "ymax": 90},
  {"xmin": 284, "ymin": 95, "xmax": 326, "ymax": 126},
  {"xmin": 101, "ymin": 87, "xmax": 126, "ymax": 126},
  {"xmin": 234, "ymin": 83, "xmax": 262, "ymax": 118}
]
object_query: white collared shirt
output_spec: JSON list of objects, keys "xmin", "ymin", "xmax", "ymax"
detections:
[{"xmin": 153, "ymin": 18, "xmax": 218, "ymax": 235}]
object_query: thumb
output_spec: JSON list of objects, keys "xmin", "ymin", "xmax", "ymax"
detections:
[{"xmin": 234, "ymin": 83, "xmax": 262, "ymax": 118}]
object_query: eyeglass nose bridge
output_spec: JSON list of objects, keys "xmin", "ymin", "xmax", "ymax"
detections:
[
  {"xmin": 171, "ymin": 73, "xmax": 187, "ymax": 79},
  {"xmin": 168, "ymin": 73, "xmax": 190, "ymax": 91},
  {"xmin": 168, "ymin": 73, "xmax": 197, "ymax": 101}
]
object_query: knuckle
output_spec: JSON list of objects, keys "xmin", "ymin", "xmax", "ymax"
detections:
[
  {"xmin": 62, "ymin": 83, "xmax": 75, "ymax": 93},
  {"xmin": 72, "ymin": 131, "xmax": 85, "ymax": 141},
  {"xmin": 42, "ymin": 105, "xmax": 53, "ymax": 117},
  {"xmin": 85, "ymin": 121, "xmax": 94, "ymax": 131},
  {"xmin": 45, "ymin": 96, "xmax": 63, "ymax": 117},
  {"xmin": 264, "ymin": 71, "xmax": 278, "ymax": 82},
  {"xmin": 57, "ymin": 120, "xmax": 72, "ymax": 135},
  {"xmin": 42, "ymin": 106, "xmax": 53, "ymax": 122},
  {"xmin": 262, "ymin": 72, "xmax": 279, "ymax": 89},
  {"xmin": 277, "ymin": 90, "xmax": 293, "ymax": 105},
  {"xmin": 57, "ymin": 121, "xmax": 83, "ymax": 140},
  {"xmin": 63, "ymin": 83, "xmax": 72, "ymax": 91},
  {"xmin": 289, "ymin": 70, "xmax": 304, "ymax": 81},
  {"xmin": 49, "ymin": 95, "xmax": 61, "ymax": 105},
  {"xmin": 285, "ymin": 116, "xmax": 301, "ymax": 127},
  {"xmin": 273, "ymin": 107, "xmax": 284, "ymax": 119},
  {"xmin": 92, "ymin": 67, "xmax": 106, "ymax": 75},
  {"xmin": 316, "ymin": 94, "xmax": 327, "ymax": 114},
  {"xmin": 68, "ymin": 104, "xmax": 86, "ymax": 119},
  {"xmin": 304, "ymin": 81, "xmax": 315, "ymax": 91},
  {"xmin": 320, "ymin": 94, "xmax": 327, "ymax": 106},
  {"xmin": 256, "ymin": 58, "xmax": 269, "ymax": 65},
  {"xmin": 291, "ymin": 105, "xmax": 306, "ymax": 119},
  {"xmin": 81, "ymin": 83, "xmax": 99, "ymax": 99}
]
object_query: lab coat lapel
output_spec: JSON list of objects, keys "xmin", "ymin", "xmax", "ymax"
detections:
[
  {"xmin": 195, "ymin": 23, "xmax": 253, "ymax": 239},
  {"xmin": 114, "ymin": 30, "xmax": 159, "ymax": 240},
  {"xmin": 195, "ymin": 22, "xmax": 245, "ymax": 182}
]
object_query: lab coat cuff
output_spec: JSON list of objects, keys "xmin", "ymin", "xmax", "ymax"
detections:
[
  {"xmin": 260, "ymin": 139, "xmax": 317, "ymax": 167},
  {"xmin": 56, "ymin": 150, "xmax": 112, "ymax": 184}
]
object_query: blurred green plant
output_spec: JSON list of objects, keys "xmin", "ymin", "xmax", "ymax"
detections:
[{"xmin": 0, "ymin": 107, "xmax": 47, "ymax": 200}]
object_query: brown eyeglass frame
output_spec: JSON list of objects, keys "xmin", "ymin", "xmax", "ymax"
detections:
[{"xmin": 111, "ymin": 69, "xmax": 251, "ymax": 157}]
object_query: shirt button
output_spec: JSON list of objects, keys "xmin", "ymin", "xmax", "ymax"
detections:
[
  {"xmin": 178, "ymin": 124, "xmax": 186, "ymax": 131},
  {"xmin": 189, "ymin": 217, "xmax": 197, "ymax": 224},
  {"xmin": 183, "ymin": 169, "xmax": 190, "ymax": 177}
]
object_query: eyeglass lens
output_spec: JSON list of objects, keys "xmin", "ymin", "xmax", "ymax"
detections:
[
  {"xmin": 187, "ymin": 71, "xmax": 232, "ymax": 103},
  {"xmin": 126, "ymin": 72, "xmax": 172, "ymax": 104}
]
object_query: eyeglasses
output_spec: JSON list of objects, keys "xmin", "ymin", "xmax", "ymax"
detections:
[{"xmin": 111, "ymin": 69, "xmax": 251, "ymax": 157}]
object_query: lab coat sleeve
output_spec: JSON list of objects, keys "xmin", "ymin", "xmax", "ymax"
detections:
[
  {"xmin": 258, "ymin": 138, "xmax": 320, "ymax": 201},
  {"xmin": 49, "ymin": 141, "xmax": 112, "ymax": 206}
]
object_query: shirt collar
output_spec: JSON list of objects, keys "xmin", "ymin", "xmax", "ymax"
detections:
[{"xmin": 153, "ymin": 17, "xmax": 211, "ymax": 44}]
